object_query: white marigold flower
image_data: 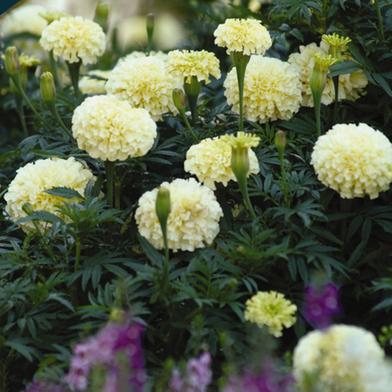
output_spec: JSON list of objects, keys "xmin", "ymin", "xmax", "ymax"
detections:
[
  {"xmin": 40, "ymin": 16, "xmax": 106, "ymax": 65},
  {"xmin": 311, "ymin": 123, "xmax": 392, "ymax": 199},
  {"xmin": 72, "ymin": 95, "xmax": 157, "ymax": 162},
  {"xmin": 288, "ymin": 42, "xmax": 368, "ymax": 107},
  {"xmin": 294, "ymin": 325, "xmax": 392, "ymax": 392},
  {"xmin": 167, "ymin": 50, "xmax": 221, "ymax": 84},
  {"xmin": 79, "ymin": 70, "xmax": 111, "ymax": 95},
  {"xmin": 135, "ymin": 178, "xmax": 223, "ymax": 252},
  {"xmin": 118, "ymin": 51, "xmax": 168, "ymax": 63},
  {"xmin": 224, "ymin": 56, "xmax": 302, "ymax": 123},
  {"xmin": 214, "ymin": 18, "xmax": 272, "ymax": 55},
  {"xmin": 106, "ymin": 55, "xmax": 181, "ymax": 121},
  {"xmin": 4, "ymin": 157, "xmax": 94, "ymax": 231},
  {"xmin": 184, "ymin": 135, "xmax": 259, "ymax": 190},
  {"xmin": 1, "ymin": 5, "xmax": 47, "ymax": 36}
]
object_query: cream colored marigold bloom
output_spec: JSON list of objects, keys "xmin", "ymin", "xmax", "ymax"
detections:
[
  {"xmin": 1, "ymin": 5, "xmax": 47, "ymax": 36},
  {"xmin": 311, "ymin": 123, "xmax": 392, "ymax": 199},
  {"xmin": 288, "ymin": 42, "xmax": 368, "ymax": 107},
  {"xmin": 214, "ymin": 18, "xmax": 272, "ymax": 55},
  {"xmin": 40, "ymin": 16, "xmax": 106, "ymax": 65},
  {"xmin": 135, "ymin": 178, "xmax": 223, "ymax": 252},
  {"xmin": 106, "ymin": 56, "xmax": 180, "ymax": 121},
  {"xmin": 293, "ymin": 325, "xmax": 392, "ymax": 392},
  {"xmin": 224, "ymin": 56, "xmax": 302, "ymax": 123},
  {"xmin": 72, "ymin": 95, "xmax": 157, "ymax": 162},
  {"xmin": 79, "ymin": 70, "xmax": 111, "ymax": 95},
  {"xmin": 244, "ymin": 291, "xmax": 297, "ymax": 337},
  {"xmin": 184, "ymin": 135, "xmax": 259, "ymax": 189},
  {"xmin": 168, "ymin": 50, "xmax": 221, "ymax": 84},
  {"xmin": 4, "ymin": 157, "xmax": 94, "ymax": 230},
  {"xmin": 221, "ymin": 131, "xmax": 260, "ymax": 149}
]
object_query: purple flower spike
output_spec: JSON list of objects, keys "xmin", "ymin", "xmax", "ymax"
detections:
[{"xmin": 304, "ymin": 282, "xmax": 340, "ymax": 329}]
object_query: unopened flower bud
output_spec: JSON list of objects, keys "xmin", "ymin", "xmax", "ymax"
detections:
[
  {"xmin": 146, "ymin": 13, "xmax": 155, "ymax": 45},
  {"xmin": 231, "ymin": 146, "xmax": 250, "ymax": 186},
  {"xmin": 40, "ymin": 72, "xmax": 56, "ymax": 105},
  {"xmin": 4, "ymin": 47, "xmax": 20, "ymax": 77},
  {"xmin": 275, "ymin": 130, "xmax": 287, "ymax": 157},
  {"xmin": 172, "ymin": 88, "xmax": 187, "ymax": 113},
  {"xmin": 94, "ymin": 2, "xmax": 110, "ymax": 32},
  {"xmin": 310, "ymin": 53, "xmax": 336, "ymax": 99},
  {"xmin": 155, "ymin": 187, "xmax": 171, "ymax": 233},
  {"xmin": 184, "ymin": 75, "xmax": 201, "ymax": 98}
]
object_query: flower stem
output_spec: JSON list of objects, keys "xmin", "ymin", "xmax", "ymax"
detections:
[
  {"xmin": 374, "ymin": 0, "xmax": 385, "ymax": 41},
  {"xmin": 313, "ymin": 92, "xmax": 322, "ymax": 137},
  {"xmin": 15, "ymin": 96, "xmax": 28, "ymax": 138},
  {"xmin": 49, "ymin": 103, "xmax": 71, "ymax": 136},
  {"xmin": 239, "ymin": 179, "xmax": 256, "ymax": 219},
  {"xmin": 333, "ymin": 75, "xmax": 339, "ymax": 123},
  {"xmin": 231, "ymin": 52, "xmax": 250, "ymax": 133},
  {"xmin": 278, "ymin": 151, "xmax": 290, "ymax": 207},
  {"xmin": 49, "ymin": 51, "xmax": 61, "ymax": 88},
  {"xmin": 67, "ymin": 61, "xmax": 82, "ymax": 99},
  {"xmin": 114, "ymin": 178, "xmax": 121, "ymax": 209},
  {"xmin": 184, "ymin": 76, "xmax": 201, "ymax": 124},
  {"xmin": 105, "ymin": 161, "xmax": 115, "ymax": 207},
  {"xmin": 74, "ymin": 237, "xmax": 81, "ymax": 271}
]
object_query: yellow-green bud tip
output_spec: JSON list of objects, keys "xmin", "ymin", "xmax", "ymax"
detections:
[
  {"xmin": 4, "ymin": 47, "xmax": 20, "ymax": 77},
  {"xmin": 40, "ymin": 72, "xmax": 56, "ymax": 104},
  {"xmin": 155, "ymin": 187, "xmax": 171, "ymax": 230},
  {"xmin": 275, "ymin": 130, "xmax": 287, "ymax": 155},
  {"xmin": 109, "ymin": 308, "xmax": 126, "ymax": 322}
]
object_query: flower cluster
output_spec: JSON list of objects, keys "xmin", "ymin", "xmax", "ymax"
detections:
[
  {"xmin": 288, "ymin": 42, "xmax": 368, "ymax": 107},
  {"xmin": 304, "ymin": 282, "xmax": 340, "ymax": 329},
  {"xmin": 170, "ymin": 352, "xmax": 212, "ymax": 392},
  {"xmin": 135, "ymin": 178, "xmax": 223, "ymax": 252},
  {"xmin": 167, "ymin": 50, "xmax": 221, "ymax": 84},
  {"xmin": 65, "ymin": 319, "xmax": 146, "ymax": 392},
  {"xmin": 224, "ymin": 56, "xmax": 302, "ymax": 123},
  {"xmin": 40, "ymin": 16, "xmax": 106, "ymax": 65},
  {"xmin": 293, "ymin": 325, "xmax": 392, "ymax": 392},
  {"xmin": 72, "ymin": 95, "xmax": 157, "ymax": 161},
  {"xmin": 184, "ymin": 135, "xmax": 260, "ymax": 189},
  {"xmin": 78, "ymin": 69, "xmax": 111, "ymax": 95},
  {"xmin": 244, "ymin": 291, "xmax": 297, "ymax": 337},
  {"xmin": 4, "ymin": 158, "xmax": 94, "ymax": 230},
  {"xmin": 106, "ymin": 55, "xmax": 180, "ymax": 120},
  {"xmin": 311, "ymin": 123, "xmax": 392, "ymax": 199},
  {"xmin": 214, "ymin": 18, "xmax": 272, "ymax": 55}
]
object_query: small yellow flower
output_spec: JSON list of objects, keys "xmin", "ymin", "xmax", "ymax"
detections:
[
  {"xmin": 244, "ymin": 291, "xmax": 297, "ymax": 337},
  {"xmin": 322, "ymin": 33, "xmax": 351, "ymax": 53},
  {"xmin": 221, "ymin": 132, "xmax": 260, "ymax": 149},
  {"xmin": 313, "ymin": 53, "xmax": 337, "ymax": 70},
  {"xmin": 19, "ymin": 54, "xmax": 40, "ymax": 68}
]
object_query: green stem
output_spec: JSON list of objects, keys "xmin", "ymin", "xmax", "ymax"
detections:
[
  {"xmin": 49, "ymin": 51, "xmax": 61, "ymax": 88},
  {"xmin": 279, "ymin": 153, "xmax": 290, "ymax": 207},
  {"xmin": 333, "ymin": 75, "xmax": 339, "ymax": 123},
  {"xmin": 313, "ymin": 92, "xmax": 322, "ymax": 137},
  {"xmin": 160, "ymin": 226, "xmax": 170, "ymax": 296},
  {"xmin": 374, "ymin": 0, "xmax": 385, "ymax": 41},
  {"xmin": 67, "ymin": 61, "xmax": 82, "ymax": 99},
  {"xmin": 231, "ymin": 52, "xmax": 250, "ymax": 133},
  {"xmin": 180, "ymin": 109, "xmax": 197, "ymax": 140},
  {"xmin": 105, "ymin": 161, "xmax": 115, "ymax": 207},
  {"xmin": 75, "ymin": 237, "xmax": 81, "ymax": 271},
  {"xmin": 239, "ymin": 179, "xmax": 256, "ymax": 219},
  {"xmin": 15, "ymin": 96, "xmax": 28, "ymax": 138},
  {"xmin": 50, "ymin": 104, "xmax": 71, "ymax": 135},
  {"xmin": 184, "ymin": 76, "xmax": 201, "ymax": 124},
  {"xmin": 114, "ymin": 178, "xmax": 121, "ymax": 209}
]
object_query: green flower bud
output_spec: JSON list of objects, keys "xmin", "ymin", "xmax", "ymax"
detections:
[
  {"xmin": 40, "ymin": 72, "xmax": 56, "ymax": 104},
  {"xmin": 146, "ymin": 13, "xmax": 155, "ymax": 45},
  {"xmin": 275, "ymin": 130, "xmax": 287, "ymax": 157},
  {"xmin": 94, "ymin": 2, "xmax": 111, "ymax": 32},
  {"xmin": 310, "ymin": 53, "xmax": 337, "ymax": 101},
  {"xmin": 231, "ymin": 146, "xmax": 250, "ymax": 187},
  {"xmin": 172, "ymin": 88, "xmax": 187, "ymax": 113},
  {"xmin": 184, "ymin": 75, "xmax": 201, "ymax": 98},
  {"xmin": 4, "ymin": 47, "xmax": 20, "ymax": 77},
  {"xmin": 155, "ymin": 187, "xmax": 171, "ymax": 232}
]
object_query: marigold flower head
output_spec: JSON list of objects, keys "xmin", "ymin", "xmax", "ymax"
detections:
[
  {"xmin": 184, "ymin": 135, "xmax": 260, "ymax": 189},
  {"xmin": 293, "ymin": 325, "xmax": 392, "ymax": 392},
  {"xmin": 214, "ymin": 18, "xmax": 272, "ymax": 55},
  {"xmin": 40, "ymin": 16, "xmax": 106, "ymax": 65},
  {"xmin": 1, "ymin": 5, "xmax": 47, "ymax": 36},
  {"xmin": 167, "ymin": 50, "xmax": 221, "ymax": 84},
  {"xmin": 4, "ymin": 157, "xmax": 94, "ymax": 231},
  {"xmin": 106, "ymin": 55, "xmax": 181, "ymax": 121},
  {"xmin": 224, "ymin": 56, "xmax": 302, "ymax": 123},
  {"xmin": 72, "ymin": 95, "xmax": 157, "ymax": 162},
  {"xmin": 221, "ymin": 132, "xmax": 260, "ymax": 149},
  {"xmin": 311, "ymin": 123, "xmax": 392, "ymax": 199},
  {"xmin": 79, "ymin": 70, "xmax": 111, "ymax": 95},
  {"xmin": 322, "ymin": 33, "xmax": 351, "ymax": 55},
  {"xmin": 288, "ymin": 42, "xmax": 368, "ymax": 107},
  {"xmin": 244, "ymin": 291, "xmax": 297, "ymax": 337},
  {"xmin": 135, "ymin": 178, "xmax": 223, "ymax": 252}
]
